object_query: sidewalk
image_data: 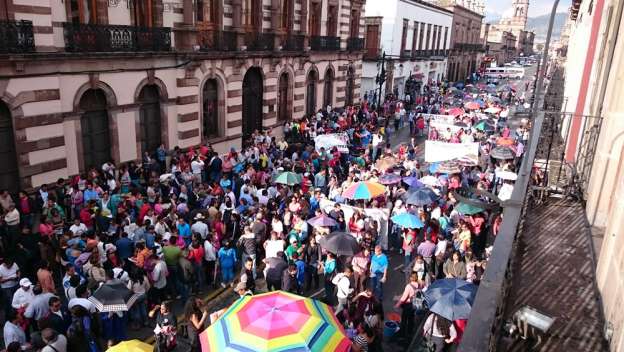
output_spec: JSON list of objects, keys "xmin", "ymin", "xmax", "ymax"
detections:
[{"xmin": 500, "ymin": 198, "xmax": 608, "ymax": 351}]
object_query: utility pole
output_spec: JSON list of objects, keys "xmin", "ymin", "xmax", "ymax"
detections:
[{"xmin": 375, "ymin": 51, "xmax": 387, "ymax": 110}]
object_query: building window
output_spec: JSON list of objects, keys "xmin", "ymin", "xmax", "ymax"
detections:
[
  {"xmin": 418, "ymin": 23, "xmax": 424, "ymax": 51},
  {"xmin": 327, "ymin": 5, "xmax": 337, "ymax": 36},
  {"xmin": 202, "ymin": 79, "xmax": 220, "ymax": 139},
  {"xmin": 197, "ymin": 0, "xmax": 218, "ymax": 24},
  {"xmin": 278, "ymin": 72, "xmax": 290, "ymax": 121},
  {"xmin": 243, "ymin": 0, "xmax": 260, "ymax": 30},
  {"xmin": 350, "ymin": 9, "xmax": 360, "ymax": 38},
  {"xmin": 443, "ymin": 26, "xmax": 448, "ymax": 50},
  {"xmin": 69, "ymin": 0, "xmax": 98, "ymax": 24},
  {"xmin": 281, "ymin": 0, "xmax": 292, "ymax": 31},
  {"xmin": 0, "ymin": 101, "xmax": 19, "ymax": 192},
  {"xmin": 79, "ymin": 89, "xmax": 112, "ymax": 170},
  {"xmin": 306, "ymin": 70, "xmax": 318, "ymax": 115},
  {"xmin": 138, "ymin": 85, "xmax": 162, "ymax": 155},
  {"xmin": 309, "ymin": 2, "xmax": 321, "ymax": 36},
  {"xmin": 133, "ymin": 0, "xmax": 154, "ymax": 27},
  {"xmin": 412, "ymin": 21, "xmax": 418, "ymax": 53},
  {"xmin": 426, "ymin": 24, "xmax": 431, "ymax": 51},
  {"xmin": 400, "ymin": 19, "xmax": 408, "ymax": 55},
  {"xmin": 323, "ymin": 68, "xmax": 334, "ymax": 108},
  {"xmin": 365, "ymin": 24, "xmax": 379, "ymax": 57}
]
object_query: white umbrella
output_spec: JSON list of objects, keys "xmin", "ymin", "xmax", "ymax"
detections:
[
  {"xmin": 420, "ymin": 175, "xmax": 442, "ymax": 187},
  {"xmin": 496, "ymin": 170, "xmax": 518, "ymax": 181}
]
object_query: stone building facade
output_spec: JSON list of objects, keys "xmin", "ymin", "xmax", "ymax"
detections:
[
  {"xmin": 444, "ymin": 4, "xmax": 485, "ymax": 81},
  {"xmin": 0, "ymin": 0, "xmax": 365, "ymax": 191}
]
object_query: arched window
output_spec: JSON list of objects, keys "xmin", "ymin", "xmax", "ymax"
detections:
[
  {"xmin": 323, "ymin": 68, "xmax": 334, "ymax": 109},
  {"xmin": 345, "ymin": 66, "xmax": 355, "ymax": 106},
  {"xmin": 69, "ymin": 0, "xmax": 98, "ymax": 24},
  {"xmin": 0, "ymin": 101, "xmax": 19, "ymax": 192},
  {"xmin": 79, "ymin": 89, "xmax": 112, "ymax": 170},
  {"xmin": 138, "ymin": 85, "xmax": 162, "ymax": 155},
  {"xmin": 202, "ymin": 79, "xmax": 220, "ymax": 139},
  {"xmin": 242, "ymin": 68, "xmax": 264, "ymax": 141},
  {"xmin": 278, "ymin": 72, "xmax": 290, "ymax": 121},
  {"xmin": 306, "ymin": 70, "xmax": 318, "ymax": 116}
]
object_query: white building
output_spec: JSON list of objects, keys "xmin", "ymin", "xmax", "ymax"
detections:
[{"xmin": 362, "ymin": 0, "xmax": 453, "ymax": 101}]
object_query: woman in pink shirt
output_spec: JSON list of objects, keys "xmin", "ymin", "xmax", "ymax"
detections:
[{"xmin": 394, "ymin": 272, "xmax": 426, "ymax": 339}]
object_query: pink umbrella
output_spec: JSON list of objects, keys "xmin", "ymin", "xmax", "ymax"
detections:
[
  {"xmin": 447, "ymin": 108, "xmax": 465, "ymax": 116},
  {"xmin": 464, "ymin": 102, "xmax": 480, "ymax": 110}
]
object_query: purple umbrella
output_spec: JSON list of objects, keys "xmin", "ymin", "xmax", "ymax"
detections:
[
  {"xmin": 378, "ymin": 174, "xmax": 402, "ymax": 185},
  {"xmin": 402, "ymin": 177, "xmax": 424, "ymax": 189},
  {"xmin": 307, "ymin": 214, "xmax": 338, "ymax": 227}
]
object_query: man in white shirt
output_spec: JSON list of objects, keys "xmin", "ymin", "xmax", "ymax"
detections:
[
  {"xmin": 190, "ymin": 156, "xmax": 204, "ymax": 184},
  {"xmin": 151, "ymin": 254, "xmax": 168, "ymax": 302},
  {"xmin": 68, "ymin": 285, "xmax": 96, "ymax": 313},
  {"xmin": 12, "ymin": 278, "xmax": 34, "ymax": 310},
  {"xmin": 333, "ymin": 267, "xmax": 353, "ymax": 316},
  {"xmin": 69, "ymin": 218, "xmax": 88, "ymax": 236},
  {"xmin": 191, "ymin": 213, "xmax": 209, "ymax": 240},
  {"xmin": 435, "ymin": 234, "xmax": 448, "ymax": 258}
]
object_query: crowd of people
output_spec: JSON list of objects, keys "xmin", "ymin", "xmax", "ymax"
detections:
[{"xmin": 0, "ymin": 77, "xmax": 529, "ymax": 352}]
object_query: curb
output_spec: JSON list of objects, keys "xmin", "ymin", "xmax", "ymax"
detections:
[{"xmin": 143, "ymin": 286, "xmax": 228, "ymax": 345}]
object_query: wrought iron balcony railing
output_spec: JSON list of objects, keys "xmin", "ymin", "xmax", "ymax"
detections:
[
  {"xmin": 282, "ymin": 34, "xmax": 305, "ymax": 51},
  {"xmin": 63, "ymin": 23, "xmax": 171, "ymax": 52},
  {"xmin": 0, "ymin": 20, "xmax": 35, "ymax": 54},
  {"xmin": 198, "ymin": 30, "xmax": 238, "ymax": 51},
  {"xmin": 346, "ymin": 37, "xmax": 364, "ymax": 51},
  {"xmin": 310, "ymin": 36, "xmax": 340, "ymax": 51},
  {"xmin": 245, "ymin": 32, "xmax": 275, "ymax": 51}
]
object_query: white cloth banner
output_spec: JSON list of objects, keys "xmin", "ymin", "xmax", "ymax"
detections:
[
  {"xmin": 425, "ymin": 140, "xmax": 479, "ymax": 164},
  {"xmin": 319, "ymin": 199, "xmax": 390, "ymax": 250},
  {"xmin": 314, "ymin": 133, "xmax": 349, "ymax": 153},
  {"xmin": 429, "ymin": 120, "xmax": 466, "ymax": 135},
  {"xmin": 421, "ymin": 114, "xmax": 455, "ymax": 123}
]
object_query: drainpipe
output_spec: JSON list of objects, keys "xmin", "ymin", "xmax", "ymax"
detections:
[{"xmin": 565, "ymin": 0, "xmax": 607, "ymax": 162}]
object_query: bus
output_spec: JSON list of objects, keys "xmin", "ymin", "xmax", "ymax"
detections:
[{"xmin": 484, "ymin": 67, "xmax": 525, "ymax": 80}]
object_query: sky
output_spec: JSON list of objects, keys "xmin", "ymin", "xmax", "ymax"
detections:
[{"xmin": 485, "ymin": 0, "xmax": 572, "ymax": 17}]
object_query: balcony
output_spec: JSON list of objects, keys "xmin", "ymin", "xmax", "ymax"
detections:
[
  {"xmin": 401, "ymin": 49, "xmax": 411, "ymax": 59},
  {"xmin": 282, "ymin": 34, "xmax": 305, "ymax": 51},
  {"xmin": 245, "ymin": 32, "xmax": 275, "ymax": 51},
  {"xmin": 198, "ymin": 30, "xmax": 238, "ymax": 51},
  {"xmin": 0, "ymin": 20, "xmax": 35, "ymax": 54},
  {"xmin": 346, "ymin": 37, "xmax": 364, "ymax": 51},
  {"xmin": 310, "ymin": 36, "xmax": 340, "ymax": 51},
  {"xmin": 63, "ymin": 23, "xmax": 171, "ymax": 52}
]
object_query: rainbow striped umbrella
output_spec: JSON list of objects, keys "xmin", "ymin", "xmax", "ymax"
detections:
[
  {"xmin": 200, "ymin": 291, "xmax": 350, "ymax": 352},
  {"xmin": 341, "ymin": 181, "xmax": 386, "ymax": 200}
]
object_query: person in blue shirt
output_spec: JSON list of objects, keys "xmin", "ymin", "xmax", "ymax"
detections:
[
  {"xmin": 370, "ymin": 245, "xmax": 389, "ymax": 300},
  {"xmin": 177, "ymin": 218, "xmax": 191, "ymax": 246},
  {"xmin": 292, "ymin": 253, "xmax": 306, "ymax": 294},
  {"xmin": 83, "ymin": 183, "xmax": 99, "ymax": 205},
  {"xmin": 115, "ymin": 232, "xmax": 134, "ymax": 261},
  {"xmin": 323, "ymin": 253, "xmax": 337, "ymax": 304},
  {"xmin": 218, "ymin": 241, "xmax": 237, "ymax": 287}
]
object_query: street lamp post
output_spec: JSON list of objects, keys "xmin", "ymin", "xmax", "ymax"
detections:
[{"xmin": 375, "ymin": 51, "xmax": 387, "ymax": 110}]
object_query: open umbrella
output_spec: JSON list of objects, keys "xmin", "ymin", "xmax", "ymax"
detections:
[
  {"xmin": 405, "ymin": 188, "xmax": 438, "ymax": 206},
  {"xmin": 496, "ymin": 137, "xmax": 515, "ymax": 146},
  {"xmin": 474, "ymin": 119, "xmax": 495, "ymax": 132},
  {"xmin": 490, "ymin": 146, "xmax": 515, "ymax": 160},
  {"xmin": 88, "ymin": 282, "xmax": 140, "ymax": 312},
  {"xmin": 420, "ymin": 175, "xmax": 442, "ymax": 187},
  {"xmin": 200, "ymin": 291, "xmax": 351, "ymax": 352},
  {"xmin": 496, "ymin": 170, "xmax": 518, "ymax": 181},
  {"xmin": 307, "ymin": 214, "xmax": 338, "ymax": 227},
  {"xmin": 319, "ymin": 232, "xmax": 360, "ymax": 256},
  {"xmin": 437, "ymin": 161, "xmax": 462, "ymax": 174},
  {"xmin": 108, "ymin": 340, "xmax": 153, "ymax": 352},
  {"xmin": 378, "ymin": 173, "xmax": 402, "ymax": 185},
  {"xmin": 464, "ymin": 102, "xmax": 480, "ymax": 110},
  {"xmin": 391, "ymin": 212, "xmax": 424, "ymax": 229},
  {"xmin": 274, "ymin": 171, "xmax": 302, "ymax": 186},
  {"xmin": 423, "ymin": 279, "xmax": 478, "ymax": 320},
  {"xmin": 342, "ymin": 181, "xmax": 386, "ymax": 200},
  {"xmin": 402, "ymin": 176, "xmax": 424, "ymax": 189},
  {"xmin": 455, "ymin": 202, "xmax": 484, "ymax": 215},
  {"xmin": 454, "ymin": 82, "xmax": 465, "ymax": 89},
  {"xmin": 447, "ymin": 108, "xmax": 464, "ymax": 116},
  {"xmin": 454, "ymin": 121, "xmax": 469, "ymax": 127},
  {"xmin": 484, "ymin": 106, "xmax": 502, "ymax": 114},
  {"xmin": 375, "ymin": 156, "xmax": 399, "ymax": 171}
]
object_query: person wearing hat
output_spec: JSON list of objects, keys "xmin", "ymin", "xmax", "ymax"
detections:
[
  {"xmin": 191, "ymin": 213, "xmax": 209, "ymax": 240},
  {"xmin": 11, "ymin": 278, "xmax": 34, "ymax": 310}
]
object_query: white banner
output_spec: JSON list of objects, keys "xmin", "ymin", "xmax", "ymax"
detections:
[
  {"xmin": 420, "ymin": 114, "xmax": 455, "ymax": 123},
  {"xmin": 319, "ymin": 199, "xmax": 390, "ymax": 250},
  {"xmin": 425, "ymin": 140, "xmax": 479, "ymax": 164},
  {"xmin": 429, "ymin": 120, "xmax": 466, "ymax": 135},
  {"xmin": 314, "ymin": 133, "xmax": 349, "ymax": 153}
]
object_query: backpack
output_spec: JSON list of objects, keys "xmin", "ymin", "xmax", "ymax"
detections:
[{"xmin": 411, "ymin": 287, "xmax": 426, "ymax": 312}]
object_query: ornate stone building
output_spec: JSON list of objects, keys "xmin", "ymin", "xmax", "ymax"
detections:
[
  {"xmin": 488, "ymin": 0, "xmax": 534, "ymax": 57},
  {"xmin": 0, "ymin": 0, "xmax": 365, "ymax": 191}
]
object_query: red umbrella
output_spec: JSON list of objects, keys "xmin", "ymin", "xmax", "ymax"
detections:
[
  {"xmin": 447, "ymin": 108, "xmax": 464, "ymax": 116},
  {"xmin": 464, "ymin": 102, "xmax": 480, "ymax": 110}
]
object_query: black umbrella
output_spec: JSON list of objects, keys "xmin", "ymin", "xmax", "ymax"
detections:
[
  {"xmin": 490, "ymin": 146, "xmax": 515, "ymax": 160},
  {"xmin": 88, "ymin": 282, "xmax": 140, "ymax": 312},
  {"xmin": 404, "ymin": 187, "xmax": 438, "ymax": 206},
  {"xmin": 319, "ymin": 232, "xmax": 361, "ymax": 256}
]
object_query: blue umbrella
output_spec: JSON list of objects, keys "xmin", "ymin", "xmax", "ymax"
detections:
[
  {"xmin": 429, "ymin": 162, "xmax": 440, "ymax": 174},
  {"xmin": 474, "ymin": 99, "xmax": 486, "ymax": 108},
  {"xmin": 404, "ymin": 187, "xmax": 438, "ymax": 206},
  {"xmin": 378, "ymin": 174, "xmax": 402, "ymax": 185},
  {"xmin": 454, "ymin": 82, "xmax": 465, "ymax": 89},
  {"xmin": 402, "ymin": 177, "xmax": 424, "ymax": 189},
  {"xmin": 391, "ymin": 212, "xmax": 424, "ymax": 229},
  {"xmin": 423, "ymin": 279, "xmax": 478, "ymax": 320}
]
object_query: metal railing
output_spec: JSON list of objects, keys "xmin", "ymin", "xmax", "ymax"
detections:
[
  {"xmin": 0, "ymin": 20, "xmax": 35, "ymax": 53},
  {"xmin": 198, "ymin": 30, "xmax": 238, "ymax": 51},
  {"xmin": 63, "ymin": 23, "xmax": 171, "ymax": 52},
  {"xmin": 245, "ymin": 32, "xmax": 275, "ymax": 51},
  {"xmin": 310, "ymin": 36, "xmax": 340, "ymax": 51},
  {"xmin": 282, "ymin": 34, "xmax": 305, "ymax": 51},
  {"xmin": 346, "ymin": 37, "xmax": 364, "ymax": 51}
]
